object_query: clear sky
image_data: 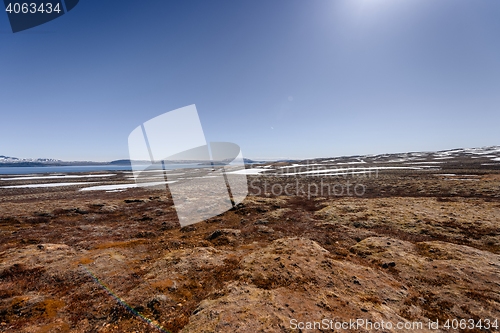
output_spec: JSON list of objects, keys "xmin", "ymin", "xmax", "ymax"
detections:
[{"xmin": 1, "ymin": 0, "xmax": 499, "ymax": 161}]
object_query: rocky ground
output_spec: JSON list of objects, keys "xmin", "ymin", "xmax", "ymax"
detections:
[{"xmin": 0, "ymin": 151, "xmax": 499, "ymax": 332}]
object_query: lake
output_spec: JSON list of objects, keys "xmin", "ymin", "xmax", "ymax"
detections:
[{"xmin": 0, "ymin": 164, "xmax": 216, "ymax": 175}]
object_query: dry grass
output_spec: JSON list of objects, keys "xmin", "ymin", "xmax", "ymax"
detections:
[
  {"xmin": 0, "ymin": 170, "xmax": 499, "ymax": 332},
  {"xmin": 93, "ymin": 239, "xmax": 148, "ymax": 250}
]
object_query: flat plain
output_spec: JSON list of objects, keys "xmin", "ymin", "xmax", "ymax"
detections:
[{"xmin": 1, "ymin": 147, "xmax": 499, "ymax": 332}]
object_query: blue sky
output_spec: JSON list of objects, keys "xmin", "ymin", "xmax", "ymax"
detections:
[{"xmin": 1, "ymin": 0, "xmax": 499, "ymax": 161}]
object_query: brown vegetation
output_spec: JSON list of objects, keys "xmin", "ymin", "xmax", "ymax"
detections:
[{"xmin": 0, "ymin": 165, "xmax": 499, "ymax": 332}]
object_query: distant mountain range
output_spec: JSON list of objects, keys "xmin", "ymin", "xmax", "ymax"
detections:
[
  {"xmin": 1, "ymin": 146, "xmax": 499, "ymax": 167},
  {"xmin": 0, "ymin": 156, "xmax": 260, "ymax": 167},
  {"xmin": 0, "ymin": 155, "xmax": 129, "ymax": 167},
  {"xmin": 305, "ymin": 145, "xmax": 500, "ymax": 166},
  {"xmin": 0, "ymin": 155, "xmax": 64, "ymax": 167},
  {"xmin": 0, "ymin": 156, "xmax": 61, "ymax": 163}
]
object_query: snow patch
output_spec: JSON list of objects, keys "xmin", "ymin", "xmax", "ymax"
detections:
[
  {"xmin": 1, "ymin": 174, "xmax": 116, "ymax": 181},
  {"xmin": 227, "ymin": 169, "xmax": 273, "ymax": 175},
  {"xmin": 1, "ymin": 182, "xmax": 99, "ymax": 188},
  {"xmin": 80, "ymin": 181, "xmax": 176, "ymax": 191}
]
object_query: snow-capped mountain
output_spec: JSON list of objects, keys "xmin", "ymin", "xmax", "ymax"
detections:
[
  {"xmin": 0, "ymin": 155, "xmax": 61, "ymax": 164},
  {"xmin": 364, "ymin": 146, "xmax": 500, "ymax": 162},
  {"xmin": 303, "ymin": 145, "xmax": 500, "ymax": 167},
  {"xmin": 1, "ymin": 145, "xmax": 499, "ymax": 167}
]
